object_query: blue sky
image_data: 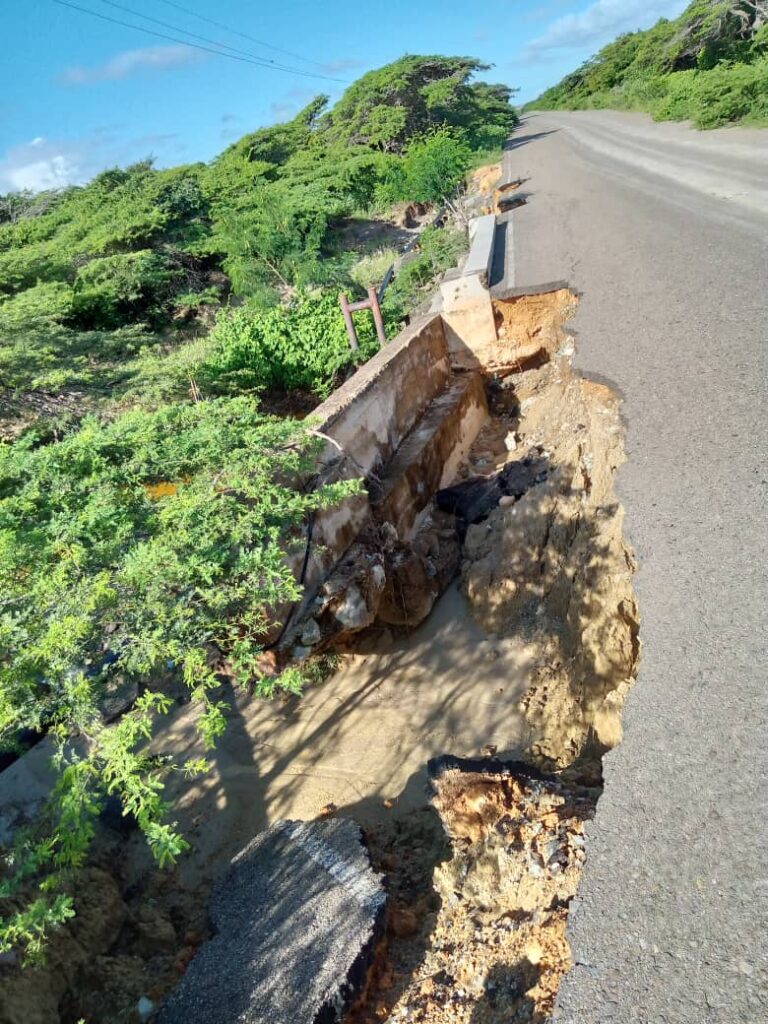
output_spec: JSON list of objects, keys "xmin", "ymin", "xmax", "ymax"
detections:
[{"xmin": 0, "ymin": 0, "xmax": 689, "ymax": 192}]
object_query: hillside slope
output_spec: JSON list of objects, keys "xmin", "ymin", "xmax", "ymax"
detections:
[
  {"xmin": 528, "ymin": 0, "xmax": 768, "ymax": 127},
  {"xmin": 0, "ymin": 55, "xmax": 516, "ymax": 436}
]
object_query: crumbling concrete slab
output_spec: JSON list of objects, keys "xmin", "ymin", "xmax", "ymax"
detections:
[{"xmin": 158, "ymin": 818, "xmax": 386, "ymax": 1024}]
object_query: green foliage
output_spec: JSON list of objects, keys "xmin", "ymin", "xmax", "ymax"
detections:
[
  {"xmin": 0, "ymin": 281, "xmax": 74, "ymax": 331},
  {"xmin": 0, "ymin": 55, "xmax": 516, "ymax": 437},
  {"xmin": 382, "ymin": 226, "xmax": 467, "ymax": 323},
  {"xmin": 72, "ymin": 250, "xmax": 181, "ymax": 329},
  {"xmin": 652, "ymin": 58, "xmax": 768, "ymax": 126},
  {"xmin": 349, "ymin": 248, "xmax": 399, "ymax": 291},
  {"xmin": 203, "ymin": 292, "xmax": 383, "ymax": 396},
  {"xmin": 376, "ymin": 129, "xmax": 472, "ymax": 205},
  {"xmin": 327, "ymin": 55, "xmax": 518, "ymax": 152},
  {"xmin": 0, "ymin": 397, "xmax": 360, "ymax": 958},
  {"xmin": 0, "ymin": 318, "xmax": 151, "ymax": 401},
  {"xmin": 528, "ymin": 0, "xmax": 768, "ymax": 128}
]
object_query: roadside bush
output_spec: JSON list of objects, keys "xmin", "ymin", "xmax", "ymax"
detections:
[
  {"xmin": 376, "ymin": 129, "xmax": 472, "ymax": 206},
  {"xmin": 203, "ymin": 292, "xmax": 382, "ymax": 396},
  {"xmin": 0, "ymin": 397, "xmax": 360, "ymax": 958},
  {"xmin": 652, "ymin": 59, "xmax": 768, "ymax": 127}
]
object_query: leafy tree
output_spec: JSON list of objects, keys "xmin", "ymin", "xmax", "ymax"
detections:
[{"xmin": 326, "ymin": 55, "xmax": 518, "ymax": 151}]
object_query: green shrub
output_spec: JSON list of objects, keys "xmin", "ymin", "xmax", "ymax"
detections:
[
  {"xmin": 0, "ymin": 281, "xmax": 74, "ymax": 332},
  {"xmin": 203, "ymin": 292, "xmax": 382, "ymax": 396},
  {"xmin": 0, "ymin": 397, "xmax": 360, "ymax": 959},
  {"xmin": 377, "ymin": 129, "xmax": 472, "ymax": 206},
  {"xmin": 0, "ymin": 242, "xmax": 73, "ymax": 296},
  {"xmin": 172, "ymin": 287, "xmax": 222, "ymax": 313},
  {"xmin": 652, "ymin": 60, "xmax": 768, "ymax": 127},
  {"xmin": 72, "ymin": 251, "xmax": 181, "ymax": 329}
]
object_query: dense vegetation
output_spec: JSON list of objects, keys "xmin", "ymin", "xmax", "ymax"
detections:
[
  {"xmin": 528, "ymin": 0, "xmax": 768, "ymax": 128},
  {"xmin": 0, "ymin": 56, "xmax": 516, "ymax": 958}
]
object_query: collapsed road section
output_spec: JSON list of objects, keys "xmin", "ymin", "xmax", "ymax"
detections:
[
  {"xmin": 346, "ymin": 284, "xmax": 638, "ymax": 1024},
  {"xmin": 0, "ymin": 169, "xmax": 639, "ymax": 1024}
]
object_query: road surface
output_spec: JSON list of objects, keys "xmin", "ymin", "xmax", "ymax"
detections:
[{"xmin": 506, "ymin": 111, "xmax": 768, "ymax": 1023}]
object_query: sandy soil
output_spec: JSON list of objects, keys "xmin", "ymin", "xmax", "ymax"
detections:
[{"xmin": 351, "ymin": 763, "xmax": 601, "ymax": 1024}]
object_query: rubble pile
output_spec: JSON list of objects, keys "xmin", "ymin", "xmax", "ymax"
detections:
[{"xmin": 352, "ymin": 758, "xmax": 600, "ymax": 1024}]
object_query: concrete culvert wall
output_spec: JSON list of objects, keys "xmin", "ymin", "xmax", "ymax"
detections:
[{"xmin": 282, "ymin": 312, "xmax": 490, "ymax": 657}]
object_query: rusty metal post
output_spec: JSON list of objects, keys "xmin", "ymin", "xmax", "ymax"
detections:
[
  {"xmin": 367, "ymin": 286, "xmax": 387, "ymax": 347},
  {"xmin": 339, "ymin": 293, "xmax": 359, "ymax": 351}
]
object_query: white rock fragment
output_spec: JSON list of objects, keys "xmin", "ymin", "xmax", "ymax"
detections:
[{"xmin": 137, "ymin": 996, "xmax": 156, "ymax": 1021}]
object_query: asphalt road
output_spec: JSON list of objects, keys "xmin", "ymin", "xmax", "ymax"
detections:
[
  {"xmin": 159, "ymin": 819, "xmax": 385, "ymax": 1024},
  {"xmin": 507, "ymin": 111, "xmax": 768, "ymax": 1023}
]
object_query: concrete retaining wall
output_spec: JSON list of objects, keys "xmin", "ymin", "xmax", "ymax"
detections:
[
  {"xmin": 302, "ymin": 315, "xmax": 455, "ymax": 592},
  {"xmin": 439, "ymin": 213, "xmax": 499, "ymax": 369}
]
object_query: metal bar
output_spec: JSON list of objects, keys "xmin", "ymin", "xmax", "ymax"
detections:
[
  {"xmin": 346, "ymin": 298, "xmax": 371, "ymax": 313},
  {"xmin": 367, "ymin": 286, "xmax": 387, "ymax": 347},
  {"xmin": 377, "ymin": 264, "xmax": 395, "ymax": 305},
  {"xmin": 338, "ymin": 293, "xmax": 359, "ymax": 351}
]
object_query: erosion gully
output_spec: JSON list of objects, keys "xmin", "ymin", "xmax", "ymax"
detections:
[{"xmin": 0, "ymin": 199, "xmax": 639, "ymax": 1024}]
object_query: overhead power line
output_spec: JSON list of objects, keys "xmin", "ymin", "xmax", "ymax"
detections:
[
  {"xmin": 52, "ymin": 0, "xmax": 350, "ymax": 84},
  {"xmin": 94, "ymin": 0, "xmax": 335, "ymax": 78},
  {"xmin": 155, "ymin": 0, "xmax": 328, "ymax": 72}
]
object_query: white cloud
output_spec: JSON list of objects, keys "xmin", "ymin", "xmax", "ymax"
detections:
[
  {"xmin": 61, "ymin": 44, "xmax": 200, "ymax": 85},
  {"xmin": 525, "ymin": 0, "xmax": 689, "ymax": 55},
  {"xmin": 0, "ymin": 140, "xmax": 83, "ymax": 192},
  {"xmin": 0, "ymin": 131, "xmax": 181, "ymax": 194}
]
